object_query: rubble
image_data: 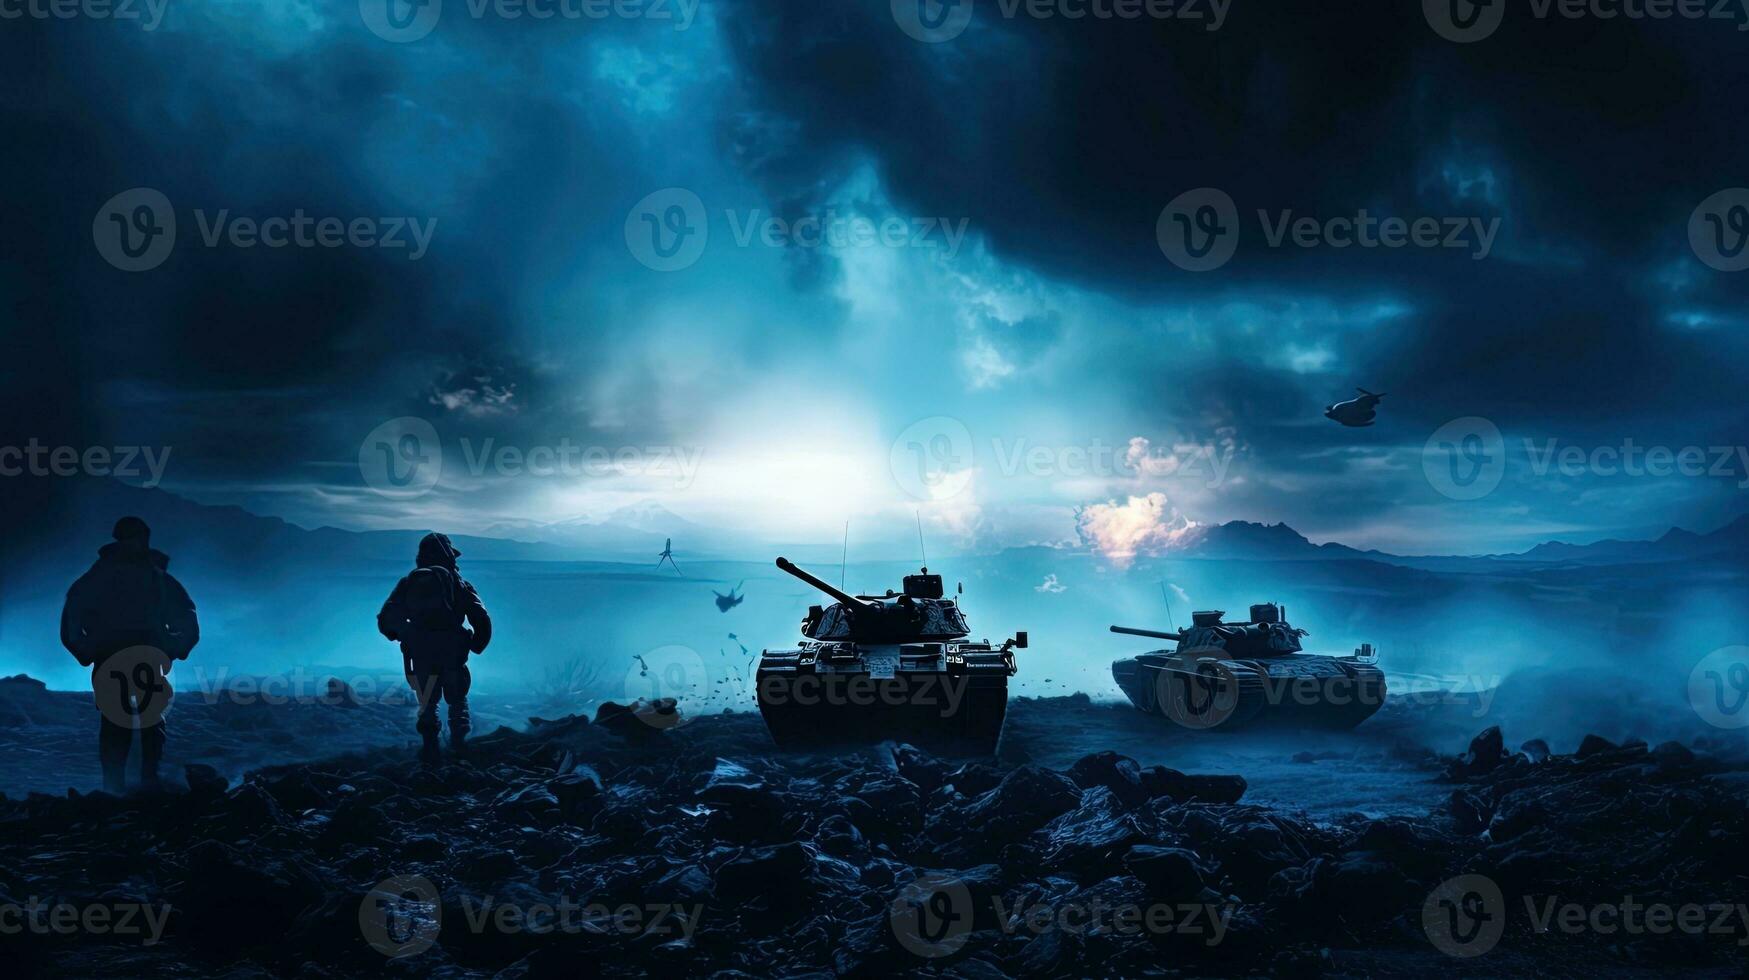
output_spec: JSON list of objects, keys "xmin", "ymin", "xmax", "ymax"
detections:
[{"xmin": 0, "ymin": 697, "xmax": 1743, "ymax": 976}]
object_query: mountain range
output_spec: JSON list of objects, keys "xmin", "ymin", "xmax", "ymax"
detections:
[{"xmin": 18, "ymin": 480, "xmax": 1749, "ymax": 572}]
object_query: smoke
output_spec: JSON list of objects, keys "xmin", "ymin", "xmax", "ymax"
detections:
[{"xmin": 1075, "ymin": 492, "xmax": 1200, "ymax": 568}]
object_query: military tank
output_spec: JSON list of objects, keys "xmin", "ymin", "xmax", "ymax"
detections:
[
  {"xmin": 1110, "ymin": 603, "xmax": 1385, "ymax": 731},
  {"xmin": 756, "ymin": 557, "xmax": 1024, "ymax": 755}
]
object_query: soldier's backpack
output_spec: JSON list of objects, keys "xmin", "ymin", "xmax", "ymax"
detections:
[{"xmin": 403, "ymin": 566, "xmax": 463, "ymax": 632}]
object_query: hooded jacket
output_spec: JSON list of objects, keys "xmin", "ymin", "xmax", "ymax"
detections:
[
  {"xmin": 378, "ymin": 532, "xmax": 493, "ymax": 661},
  {"xmin": 61, "ymin": 539, "xmax": 200, "ymax": 666}
]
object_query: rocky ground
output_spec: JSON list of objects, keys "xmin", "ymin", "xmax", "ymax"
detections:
[{"xmin": 1, "ymin": 677, "xmax": 1747, "ymax": 978}]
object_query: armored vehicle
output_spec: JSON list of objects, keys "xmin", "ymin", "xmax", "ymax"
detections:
[
  {"xmin": 1110, "ymin": 603, "xmax": 1385, "ymax": 731},
  {"xmin": 756, "ymin": 557, "xmax": 1024, "ymax": 754}
]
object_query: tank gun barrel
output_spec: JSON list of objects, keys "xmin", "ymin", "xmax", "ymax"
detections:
[
  {"xmin": 1110, "ymin": 625, "xmax": 1185, "ymax": 642},
  {"xmin": 776, "ymin": 557, "xmax": 871, "ymax": 608}
]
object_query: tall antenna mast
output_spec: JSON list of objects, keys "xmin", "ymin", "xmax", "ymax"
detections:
[
  {"xmin": 1159, "ymin": 582, "xmax": 1178, "ymax": 632},
  {"xmin": 840, "ymin": 520, "xmax": 850, "ymax": 591},
  {"xmin": 915, "ymin": 511, "xmax": 928, "ymax": 568}
]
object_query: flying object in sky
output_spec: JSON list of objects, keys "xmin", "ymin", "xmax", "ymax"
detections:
[
  {"xmin": 1325, "ymin": 388, "xmax": 1386, "ymax": 427},
  {"xmin": 714, "ymin": 581, "xmax": 746, "ymax": 612},
  {"xmin": 656, "ymin": 538, "xmax": 681, "ymax": 575}
]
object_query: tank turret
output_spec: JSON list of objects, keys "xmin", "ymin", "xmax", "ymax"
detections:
[
  {"xmin": 757, "ymin": 557, "xmax": 1024, "ymax": 755},
  {"xmin": 1109, "ymin": 602, "xmax": 1386, "ymax": 732}
]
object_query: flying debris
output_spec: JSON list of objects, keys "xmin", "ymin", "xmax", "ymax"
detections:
[
  {"xmin": 1324, "ymin": 387, "xmax": 1386, "ymax": 427},
  {"xmin": 656, "ymin": 538, "xmax": 681, "ymax": 575},
  {"xmin": 713, "ymin": 580, "xmax": 746, "ymax": 612}
]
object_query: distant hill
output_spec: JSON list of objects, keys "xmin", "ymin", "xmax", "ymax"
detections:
[
  {"xmin": 1164, "ymin": 521, "xmax": 1379, "ymax": 562},
  {"xmin": 22, "ymin": 480, "xmax": 1749, "ymax": 578},
  {"xmin": 1493, "ymin": 514, "xmax": 1749, "ymax": 565}
]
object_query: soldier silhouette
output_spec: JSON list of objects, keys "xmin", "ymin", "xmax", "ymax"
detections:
[
  {"xmin": 378, "ymin": 532, "xmax": 492, "ymax": 761},
  {"xmin": 60, "ymin": 517, "xmax": 200, "ymax": 794}
]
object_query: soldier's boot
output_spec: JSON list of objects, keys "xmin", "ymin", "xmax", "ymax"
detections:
[
  {"xmin": 448, "ymin": 700, "xmax": 470, "ymax": 753},
  {"xmin": 416, "ymin": 711, "xmax": 443, "ymax": 764}
]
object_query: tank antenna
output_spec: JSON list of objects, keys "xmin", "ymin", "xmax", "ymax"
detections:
[
  {"xmin": 1159, "ymin": 582, "xmax": 1178, "ymax": 632},
  {"xmin": 840, "ymin": 520, "xmax": 850, "ymax": 592},
  {"xmin": 915, "ymin": 511, "xmax": 928, "ymax": 569}
]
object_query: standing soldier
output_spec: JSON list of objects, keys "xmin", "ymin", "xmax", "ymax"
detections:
[
  {"xmin": 60, "ymin": 517, "xmax": 200, "ymax": 794},
  {"xmin": 378, "ymin": 532, "xmax": 492, "ymax": 761}
]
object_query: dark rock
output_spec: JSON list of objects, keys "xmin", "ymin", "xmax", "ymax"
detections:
[
  {"xmin": 697, "ymin": 758, "xmax": 765, "ymax": 806},
  {"xmin": 944, "ymin": 761, "xmax": 1005, "ymax": 797},
  {"xmin": 1651, "ymin": 741, "xmax": 1697, "ymax": 769},
  {"xmin": 1141, "ymin": 768, "xmax": 1247, "ymax": 804},
  {"xmin": 1066, "ymin": 751, "xmax": 1149, "ymax": 807},
  {"xmin": 321, "ymin": 677, "xmax": 360, "ymax": 707},
  {"xmin": 891, "ymin": 743, "xmax": 948, "ymax": 793},
  {"xmin": 1449, "ymin": 788, "xmax": 1490, "ymax": 835},
  {"xmin": 494, "ymin": 782, "xmax": 561, "ymax": 825},
  {"xmin": 1034, "ymin": 786, "xmax": 1143, "ymax": 878},
  {"xmin": 1520, "ymin": 738, "xmax": 1551, "ymax": 763},
  {"xmin": 962, "ymin": 765, "xmax": 1084, "ymax": 839},
  {"xmin": 594, "ymin": 698, "xmax": 681, "ymax": 735},
  {"xmin": 1122, "ymin": 845, "xmax": 1207, "ymax": 901},
  {"xmin": 714, "ymin": 842, "xmax": 814, "ymax": 902},
  {"xmin": 1444, "ymin": 726, "xmax": 1505, "ymax": 779},
  {"xmin": 184, "ymin": 763, "xmax": 228, "ymax": 796},
  {"xmin": 1576, "ymin": 733, "xmax": 1618, "ymax": 757}
]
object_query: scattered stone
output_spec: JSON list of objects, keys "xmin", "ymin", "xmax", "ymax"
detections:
[{"xmin": 184, "ymin": 763, "xmax": 228, "ymax": 796}]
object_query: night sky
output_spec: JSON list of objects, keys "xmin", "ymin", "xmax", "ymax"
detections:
[{"xmin": 4, "ymin": 0, "xmax": 1749, "ymax": 559}]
